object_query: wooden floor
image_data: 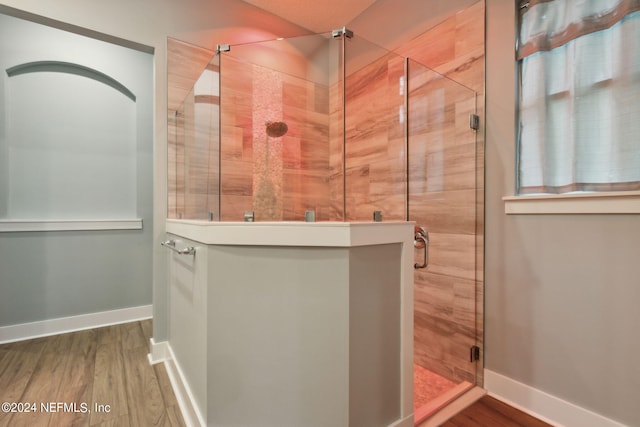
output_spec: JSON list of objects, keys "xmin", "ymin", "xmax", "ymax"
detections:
[
  {"xmin": 0, "ymin": 320, "xmax": 185, "ymax": 427},
  {"xmin": 441, "ymin": 395, "xmax": 553, "ymax": 427},
  {"xmin": 1, "ymin": 321, "xmax": 552, "ymax": 427}
]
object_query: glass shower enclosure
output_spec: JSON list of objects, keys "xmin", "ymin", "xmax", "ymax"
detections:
[
  {"xmin": 168, "ymin": 30, "xmax": 410, "ymax": 223},
  {"xmin": 167, "ymin": 28, "xmax": 480, "ymax": 417}
]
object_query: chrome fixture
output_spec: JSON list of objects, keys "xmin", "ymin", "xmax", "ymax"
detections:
[
  {"xmin": 161, "ymin": 239, "xmax": 196, "ymax": 256},
  {"xmin": 216, "ymin": 44, "xmax": 231, "ymax": 53},
  {"xmin": 373, "ymin": 211, "xmax": 383, "ymax": 222},
  {"xmin": 414, "ymin": 226, "xmax": 429, "ymax": 269},
  {"xmin": 305, "ymin": 210, "xmax": 316, "ymax": 222},
  {"xmin": 244, "ymin": 211, "xmax": 255, "ymax": 222},
  {"xmin": 332, "ymin": 27, "xmax": 354, "ymax": 39},
  {"xmin": 469, "ymin": 113, "xmax": 480, "ymax": 130}
]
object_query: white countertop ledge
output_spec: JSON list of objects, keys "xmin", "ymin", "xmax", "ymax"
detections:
[{"xmin": 165, "ymin": 219, "xmax": 415, "ymax": 247}]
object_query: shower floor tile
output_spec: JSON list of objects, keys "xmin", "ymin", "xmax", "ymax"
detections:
[
  {"xmin": 413, "ymin": 364, "xmax": 475, "ymax": 425},
  {"xmin": 414, "ymin": 364, "xmax": 457, "ymax": 411}
]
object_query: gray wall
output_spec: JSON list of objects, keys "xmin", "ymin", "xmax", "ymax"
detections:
[
  {"xmin": 0, "ymin": 229, "xmax": 153, "ymax": 325},
  {"xmin": 0, "ymin": 0, "xmax": 310, "ymax": 336},
  {"xmin": 485, "ymin": 1, "xmax": 640, "ymax": 426},
  {"xmin": 0, "ymin": 14, "xmax": 154, "ymax": 327}
]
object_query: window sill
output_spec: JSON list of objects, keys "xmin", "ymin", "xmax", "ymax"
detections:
[{"xmin": 503, "ymin": 191, "xmax": 640, "ymax": 214}]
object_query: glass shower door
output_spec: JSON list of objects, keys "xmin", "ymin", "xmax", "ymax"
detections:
[{"xmin": 407, "ymin": 58, "xmax": 479, "ymax": 415}]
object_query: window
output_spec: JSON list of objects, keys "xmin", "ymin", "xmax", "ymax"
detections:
[{"xmin": 517, "ymin": 0, "xmax": 640, "ymax": 196}]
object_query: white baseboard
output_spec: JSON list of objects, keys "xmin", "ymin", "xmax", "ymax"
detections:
[
  {"xmin": 0, "ymin": 304, "xmax": 152, "ymax": 344},
  {"xmin": 389, "ymin": 414, "xmax": 414, "ymax": 427},
  {"xmin": 162, "ymin": 345, "xmax": 205, "ymax": 427},
  {"xmin": 484, "ymin": 369, "xmax": 628, "ymax": 427},
  {"xmin": 148, "ymin": 338, "xmax": 170, "ymax": 364}
]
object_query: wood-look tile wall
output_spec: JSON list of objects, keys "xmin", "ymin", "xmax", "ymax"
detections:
[
  {"xmin": 328, "ymin": 79, "xmax": 345, "ymax": 220},
  {"xmin": 341, "ymin": 53, "xmax": 408, "ymax": 221},
  {"xmin": 170, "ymin": 87, "xmax": 220, "ymax": 221},
  {"xmin": 396, "ymin": 1, "xmax": 485, "ymax": 386},
  {"xmin": 219, "ymin": 55, "xmax": 332, "ymax": 221},
  {"xmin": 167, "ymin": 38, "xmax": 217, "ymax": 220}
]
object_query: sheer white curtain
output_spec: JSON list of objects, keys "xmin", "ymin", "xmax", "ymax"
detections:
[{"xmin": 518, "ymin": 0, "xmax": 640, "ymax": 194}]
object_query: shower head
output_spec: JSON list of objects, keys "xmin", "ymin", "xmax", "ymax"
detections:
[{"xmin": 265, "ymin": 121, "xmax": 288, "ymax": 138}]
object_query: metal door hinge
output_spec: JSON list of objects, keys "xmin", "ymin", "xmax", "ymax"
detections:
[
  {"xmin": 469, "ymin": 114, "xmax": 480, "ymax": 130},
  {"xmin": 470, "ymin": 345, "xmax": 480, "ymax": 362}
]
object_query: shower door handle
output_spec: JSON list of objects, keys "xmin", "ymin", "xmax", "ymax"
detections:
[{"xmin": 414, "ymin": 226, "xmax": 429, "ymax": 269}]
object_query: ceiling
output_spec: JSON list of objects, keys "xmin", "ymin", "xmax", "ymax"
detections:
[
  {"xmin": 238, "ymin": 0, "xmax": 479, "ymax": 52},
  {"xmin": 240, "ymin": 0, "xmax": 380, "ymax": 33}
]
